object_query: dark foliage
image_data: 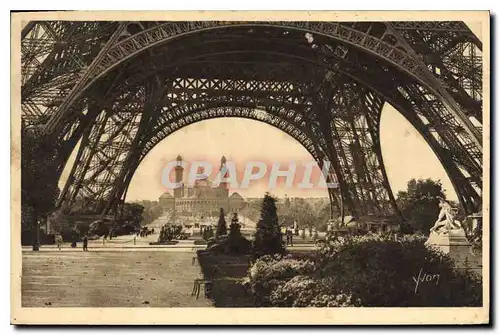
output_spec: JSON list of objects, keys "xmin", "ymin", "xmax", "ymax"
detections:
[
  {"xmin": 216, "ymin": 208, "xmax": 228, "ymax": 238},
  {"xmin": 247, "ymin": 235, "xmax": 482, "ymax": 307},
  {"xmin": 247, "ymin": 254, "xmax": 316, "ymax": 306},
  {"xmin": 21, "ymin": 125, "xmax": 60, "ymax": 248},
  {"xmin": 252, "ymin": 193, "xmax": 285, "ymax": 260},
  {"xmin": 196, "ymin": 251, "xmax": 254, "ymax": 307},
  {"xmin": 229, "ymin": 212, "xmax": 242, "ymax": 238},
  {"xmin": 207, "ymin": 213, "xmax": 251, "ymax": 255},
  {"xmin": 88, "ymin": 220, "xmax": 112, "ymax": 237},
  {"xmin": 158, "ymin": 224, "xmax": 184, "ymax": 242},
  {"xmin": 135, "ymin": 200, "xmax": 163, "ymax": 225},
  {"xmin": 396, "ymin": 178, "xmax": 446, "ymax": 234},
  {"xmin": 117, "ymin": 203, "xmax": 144, "ymax": 229},
  {"xmin": 317, "ymin": 235, "xmax": 482, "ymax": 307},
  {"xmin": 278, "ymin": 197, "xmax": 333, "ymax": 232}
]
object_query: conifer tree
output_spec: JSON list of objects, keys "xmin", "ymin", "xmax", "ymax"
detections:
[
  {"xmin": 229, "ymin": 212, "xmax": 241, "ymax": 238},
  {"xmin": 216, "ymin": 208, "xmax": 228, "ymax": 238},
  {"xmin": 253, "ymin": 193, "xmax": 285, "ymax": 260}
]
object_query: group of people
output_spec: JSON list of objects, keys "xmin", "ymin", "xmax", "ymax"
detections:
[
  {"xmin": 284, "ymin": 227, "xmax": 294, "ymax": 246},
  {"xmin": 137, "ymin": 227, "xmax": 154, "ymax": 237},
  {"xmin": 54, "ymin": 233, "xmax": 88, "ymax": 251},
  {"xmin": 282, "ymin": 220, "xmax": 319, "ymax": 246},
  {"xmin": 200, "ymin": 225, "xmax": 214, "ymax": 241}
]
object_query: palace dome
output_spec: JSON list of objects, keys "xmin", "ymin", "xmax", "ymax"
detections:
[{"xmin": 229, "ymin": 192, "xmax": 244, "ymax": 199}]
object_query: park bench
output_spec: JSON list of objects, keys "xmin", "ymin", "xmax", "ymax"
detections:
[{"xmin": 191, "ymin": 279, "xmax": 213, "ymax": 299}]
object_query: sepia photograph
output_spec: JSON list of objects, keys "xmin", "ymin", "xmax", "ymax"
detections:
[{"xmin": 10, "ymin": 10, "xmax": 490, "ymax": 325}]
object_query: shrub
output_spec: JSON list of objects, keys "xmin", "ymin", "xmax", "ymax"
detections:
[
  {"xmin": 246, "ymin": 234, "xmax": 482, "ymax": 307},
  {"xmin": 270, "ymin": 276, "xmax": 355, "ymax": 307},
  {"xmin": 207, "ymin": 236, "xmax": 252, "ymax": 255},
  {"xmin": 227, "ymin": 213, "xmax": 252, "ymax": 254},
  {"xmin": 317, "ymin": 234, "xmax": 482, "ymax": 307},
  {"xmin": 247, "ymin": 254, "xmax": 315, "ymax": 306},
  {"xmin": 229, "ymin": 235, "xmax": 252, "ymax": 254},
  {"xmin": 206, "ymin": 237, "xmax": 217, "ymax": 248},
  {"xmin": 206, "ymin": 214, "xmax": 252, "ymax": 255},
  {"xmin": 158, "ymin": 224, "xmax": 186, "ymax": 243}
]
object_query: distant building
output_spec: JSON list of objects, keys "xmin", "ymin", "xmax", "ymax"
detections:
[{"xmin": 159, "ymin": 155, "xmax": 246, "ymax": 216}]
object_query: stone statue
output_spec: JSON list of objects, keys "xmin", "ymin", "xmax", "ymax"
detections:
[
  {"xmin": 429, "ymin": 198, "xmax": 461, "ymax": 235},
  {"xmin": 425, "ymin": 199, "xmax": 479, "ymax": 265}
]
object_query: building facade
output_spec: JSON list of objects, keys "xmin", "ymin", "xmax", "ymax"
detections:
[{"xmin": 159, "ymin": 155, "xmax": 246, "ymax": 216}]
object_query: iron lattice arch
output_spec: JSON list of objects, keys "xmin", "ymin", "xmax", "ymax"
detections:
[{"xmin": 21, "ymin": 20, "xmax": 483, "ymax": 219}]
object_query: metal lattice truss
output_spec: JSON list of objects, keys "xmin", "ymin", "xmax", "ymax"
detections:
[{"xmin": 20, "ymin": 20, "xmax": 483, "ymax": 218}]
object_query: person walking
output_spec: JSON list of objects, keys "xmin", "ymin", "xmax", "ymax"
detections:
[
  {"xmin": 286, "ymin": 228, "xmax": 293, "ymax": 247},
  {"xmin": 293, "ymin": 220, "xmax": 299, "ymax": 236},
  {"xmin": 82, "ymin": 234, "xmax": 88, "ymax": 251},
  {"xmin": 55, "ymin": 234, "xmax": 63, "ymax": 251}
]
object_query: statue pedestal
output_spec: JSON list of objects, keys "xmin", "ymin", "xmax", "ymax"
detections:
[
  {"xmin": 425, "ymin": 229, "xmax": 469, "ymax": 254},
  {"xmin": 425, "ymin": 229, "xmax": 482, "ymax": 276}
]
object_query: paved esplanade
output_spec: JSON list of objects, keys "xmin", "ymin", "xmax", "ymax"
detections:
[
  {"xmin": 21, "ymin": 213, "xmax": 321, "ymax": 307},
  {"xmin": 21, "ymin": 214, "xmax": 213, "ymax": 307},
  {"xmin": 22, "ymin": 249, "xmax": 212, "ymax": 307}
]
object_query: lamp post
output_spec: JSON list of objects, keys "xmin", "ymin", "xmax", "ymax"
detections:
[{"xmin": 33, "ymin": 218, "xmax": 40, "ymax": 251}]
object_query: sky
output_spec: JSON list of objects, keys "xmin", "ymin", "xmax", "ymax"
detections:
[{"xmin": 56, "ymin": 21, "xmax": 482, "ymax": 203}]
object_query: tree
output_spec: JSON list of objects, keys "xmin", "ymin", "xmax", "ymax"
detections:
[
  {"xmin": 314, "ymin": 200, "xmax": 333, "ymax": 232},
  {"xmin": 205, "ymin": 212, "xmax": 252, "ymax": 254},
  {"xmin": 240, "ymin": 199, "xmax": 262, "ymax": 222},
  {"xmin": 253, "ymin": 193, "xmax": 285, "ymax": 260},
  {"xmin": 136, "ymin": 200, "xmax": 163, "ymax": 226},
  {"xmin": 277, "ymin": 197, "xmax": 333, "ymax": 233},
  {"xmin": 293, "ymin": 199, "xmax": 316, "ymax": 231},
  {"xmin": 229, "ymin": 212, "xmax": 242, "ymax": 238},
  {"xmin": 396, "ymin": 178, "xmax": 446, "ymax": 234},
  {"xmin": 120, "ymin": 203, "xmax": 144, "ymax": 226},
  {"xmin": 21, "ymin": 125, "xmax": 60, "ymax": 250},
  {"xmin": 228, "ymin": 212, "xmax": 251, "ymax": 254},
  {"xmin": 216, "ymin": 208, "xmax": 228, "ymax": 238}
]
